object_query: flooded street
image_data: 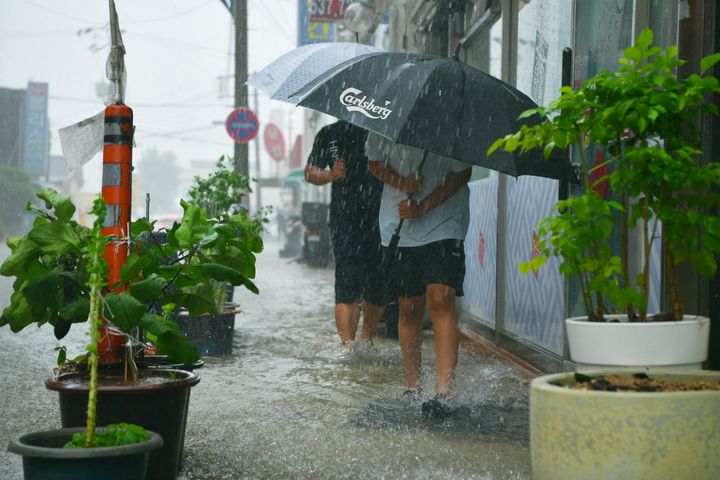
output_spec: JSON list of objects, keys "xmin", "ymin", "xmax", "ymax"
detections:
[{"xmin": 0, "ymin": 236, "xmax": 531, "ymax": 479}]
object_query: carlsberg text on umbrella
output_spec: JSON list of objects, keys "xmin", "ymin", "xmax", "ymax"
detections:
[{"xmin": 340, "ymin": 88, "xmax": 393, "ymax": 120}]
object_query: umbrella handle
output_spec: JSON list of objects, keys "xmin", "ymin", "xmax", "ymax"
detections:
[{"xmin": 386, "ymin": 150, "xmax": 428, "ymax": 254}]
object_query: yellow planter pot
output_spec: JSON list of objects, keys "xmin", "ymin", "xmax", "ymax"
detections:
[{"xmin": 531, "ymin": 371, "xmax": 720, "ymax": 480}]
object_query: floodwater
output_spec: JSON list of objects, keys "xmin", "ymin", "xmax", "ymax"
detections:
[{"xmin": 0, "ymin": 236, "xmax": 531, "ymax": 480}]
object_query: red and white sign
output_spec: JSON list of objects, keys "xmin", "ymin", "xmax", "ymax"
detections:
[
  {"xmin": 308, "ymin": 0, "xmax": 352, "ymax": 22},
  {"xmin": 477, "ymin": 231, "xmax": 485, "ymax": 267},
  {"xmin": 263, "ymin": 123, "xmax": 285, "ymax": 162},
  {"xmin": 225, "ymin": 107, "xmax": 259, "ymax": 144}
]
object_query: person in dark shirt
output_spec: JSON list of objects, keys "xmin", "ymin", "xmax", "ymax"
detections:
[{"xmin": 305, "ymin": 120, "xmax": 389, "ymax": 348}]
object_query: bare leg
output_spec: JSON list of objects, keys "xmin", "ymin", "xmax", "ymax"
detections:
[
  {"xmin": 398, "ymin": 296, "xmax": 425, "ymax": 391},
  {"xmin": 335, "ymin": 303, "xmax": 360, "ymax": 344},
  {"xmin": 357, "ymin": 301, "xmax": 385, "ymax": 342},
  {"xmin": 426, "ymin": 283, "xmax": 459, "ymax": 396}
]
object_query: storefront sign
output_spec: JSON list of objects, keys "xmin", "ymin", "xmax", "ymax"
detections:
[
  {"xmin": 308, "ymin": 0, "xmax": 353, "ymax": 22},
  {"xmin": 24, "ymin": 82, "xmax": 49, "ymax": 177}
]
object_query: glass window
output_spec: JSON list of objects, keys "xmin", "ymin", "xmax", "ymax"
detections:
[{"xmin": 460, "ymin": 3, "xmax": 502, "ymax": 181}]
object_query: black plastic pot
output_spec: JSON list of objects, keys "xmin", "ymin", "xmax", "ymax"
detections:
[
  {"xmin": 45, "ymin": 369, "xmax": 199, "ymax": 480},
  {"xmin": 8, "ymin": 427, "xmax": 162, "ymax": 480},
  {"xmin": 174, "ymin": 307, "xmax": 237, "ymax": 356}
]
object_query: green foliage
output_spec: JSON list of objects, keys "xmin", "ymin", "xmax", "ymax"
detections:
[
  {"xmin": 64, "ymin": 423, "xmax": 150, "ymax": 449},
  {"xmin": 0, "ymin": 187, "xmax": 264, "ymax": 364},
  {"xmin": 184, "ymin": 155, "xmax": 268, "ymax": 308},
  {"xmin": 490, "ymin": 28, "xmax": 720, "ymax": 321},
  {"xmin": 187, "ymin": 155, "xmax": 252, "ymax": 219}
]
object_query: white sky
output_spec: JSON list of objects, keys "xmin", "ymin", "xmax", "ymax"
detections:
[{"xmin": 0, "ymin": 0, "xmax": 299, "ymax": 198}]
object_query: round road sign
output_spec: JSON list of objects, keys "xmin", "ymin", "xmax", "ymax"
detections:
[
  {"xmin": 264, "ymin": 123, "xmax": 285, "ymax": 162},
  {"xmin": 225, "ymin": 107, "xmax": 259, "ymax": 143}
]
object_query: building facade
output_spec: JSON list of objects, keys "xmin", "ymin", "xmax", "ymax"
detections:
[
  {"xmin": 381, "ymin": 0, "xmax": 720, "ymax": 372},
  {"xmin": 297, "ymin": 0, "xmax": 720, "ymax": 372}
]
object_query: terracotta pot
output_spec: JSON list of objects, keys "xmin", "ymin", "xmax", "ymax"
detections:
[{"xmin": 45, "ymin": 369, "xmax": 199, "ymax": 480}]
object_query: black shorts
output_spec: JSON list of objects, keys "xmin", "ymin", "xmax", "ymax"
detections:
[
  {"xmin": 334, "ymin": 233, "xmax": 392, "ymax": 306},
  {"xmin": 385, "ymin": 239, "xmax": 465, "ymax": 299}
]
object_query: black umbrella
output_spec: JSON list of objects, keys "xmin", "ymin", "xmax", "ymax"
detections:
[
  {"xmin": 292, "ymin": 48, "xmax": 577, "ymax": 260},
  {"xmin": 291, "ymin": 49, "xmax": 577, "ymax": 182}
]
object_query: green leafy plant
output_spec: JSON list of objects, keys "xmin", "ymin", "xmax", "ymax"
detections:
[
  {"xmin": 185, "ymin": 155, "xmax": 269, "ymax": 309},
  {"xmin": 55, "ymin": 199, "xmax": 148, "ymax": 448},
  {"xmin": 0, "ymin": 188, "xmax": 263, "ymax": 365},
  {"xmin": 187, "ymin": 155, "xmax": 252, "ymax": 219},
  {"xmin": 65, "ymin": 423, "xmax": 150, "ymax": 449},
  {"xmin": 489, "ymin": 28, "xmax": 720, "ymax": 322}
]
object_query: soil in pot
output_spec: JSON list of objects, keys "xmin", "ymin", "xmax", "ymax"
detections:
[
  {"xmin": 575, "ymin": 372, "xmax": 720, "ymax": 392},
  {"xmin": 45, "ymin": 368, "xmax": 199, "ymax": 480}
]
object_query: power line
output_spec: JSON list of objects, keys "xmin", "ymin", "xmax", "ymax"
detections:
[
  {"xmin": 24, "ymin": 0, "xmax": 105, "ymax": 25},
  {"xmin": 250, "ymin": 0, "xmax": 296, "ymax": 45},
  {"xmin": 49, "ymin": 95, "xmax": 230, "ymax": 109},
  {"xmin": 121, "ymin": 1, "xmax": 217, "ymax": 25}
]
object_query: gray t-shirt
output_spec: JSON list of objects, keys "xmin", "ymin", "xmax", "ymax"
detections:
[{"xmin": 365, "ymin": 133, "xmax": 471, "ymax": 247}]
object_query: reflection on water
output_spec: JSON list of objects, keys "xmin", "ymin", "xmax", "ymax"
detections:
[
  {"xmin": 0, "ymin": 238, "xmax": 531, "ymax": 480},
  {"xmin": 180, "ymin": 237, "xmax": 531, "ymax": 480}
]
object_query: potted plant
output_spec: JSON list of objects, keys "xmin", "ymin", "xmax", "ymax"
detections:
[
  {"xmin": 1, "ymin": 189, "xmax": 263, "ymax": 479},
  {"xmin": 489, "ymin": 28, "xmax": 720, "ymax": 478},
  {"xmin": 7, "ymin": 197, "xmax": 163, "ymax": 480},
  {"xmin": 491, "ymin": 28, "xmax": 720, "ymax": 370},
  {"xmin": 177, "ymin": 154, "xmax": 267, "ymax": 355}
]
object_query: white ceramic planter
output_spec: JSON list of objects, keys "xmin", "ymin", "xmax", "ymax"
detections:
[
  {"xmin": 531, "ymin": 371, "xmax": 720, "ymax": 480},
  {"xmin": 566, "ymin": 315, "xmax": 710, "ymax": 371}
]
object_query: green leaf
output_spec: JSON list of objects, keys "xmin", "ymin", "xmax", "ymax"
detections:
[
  {"xmin": 59, "ymin": 298, "xmax": 90, "ymax": 323},
  {"xmin": 166, "ymin": 283, "xmax": 216, "ymax": 315},
  {"xmin": 2, "ymin": 291, "xmax": 34, "ymax": 332},
  {"xmin": 700, "ymin": 52, "xmax": 720, "ymax": 75},
  {"xmin": 129, "ymin": 274, "xmax": 167, "ymax": 303},
  {"xmin": 103, "ymin": 292, "xmax": 146, "ymax": 332},
  {"xmin": 543, "ymin": 142, "xmax": 556, "ymax": 160},
  {"xmin": 23, "ymin": 270, "xmax": 64, "ymax": 305},
  {"xmin": 27, "ymin": 222, "xmax": 81, "ymax": 256},
  {"xmin": 130, "ymin": 218, "xmax": 154, "ymax": 236},
  {"xmin": 0, "ymin": 238, "xmax": 39, "ymax": 277},
  {"xmin": 635, "ymin": 28, "xmax": 653, "ymax": 50},
  {"xmin": 175, "ymin": 203, "xmax": 209, "ymax": 249},
  {"xmin": 184, "ymin": 263, "xmax": 249, "ymax": 286},
  {"xmin": 140, "ymin": 314, "xmax": 200, "ymax": 364},
  {"xmin": 120, "ymin": 253, "xmax": 153, "ymax": 283}
]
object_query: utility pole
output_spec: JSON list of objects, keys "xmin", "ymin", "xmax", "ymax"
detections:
[
  {"xmin": 233, "ymin": 0, "xmax": 249, "ymax": 179},
  {"xmin": 253, "ymin": 86, "xmax": 261, "ymax": 211}
]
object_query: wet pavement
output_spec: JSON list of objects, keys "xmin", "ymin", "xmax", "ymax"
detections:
[{"xmin": 0, "ymin": 236, "xmax": 531, "ymax": 479}]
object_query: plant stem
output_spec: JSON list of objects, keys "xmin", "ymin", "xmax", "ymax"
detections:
[{"xmin": 84, "ymin": 227, "xmax": 104, "ymax": 447}]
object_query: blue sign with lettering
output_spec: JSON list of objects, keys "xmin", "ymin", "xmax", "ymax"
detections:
[
  {"xmin": 298, "ymin": 0, "xmax": 335, "ymax": 46},
  {"xmin": 24, "ymin": 82, "xmax": 49, "ymax": 177}
]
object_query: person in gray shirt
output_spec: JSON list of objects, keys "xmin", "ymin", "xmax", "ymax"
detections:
[{"xmin": 366, "ymin": 132, "xmax": 471, "ymax": 418}]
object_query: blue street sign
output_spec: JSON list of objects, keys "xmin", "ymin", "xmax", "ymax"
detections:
[
  {"xmin": 24, "ymin": 82, "xmax": 49, "ymax": 177},
  {"xmin": 298, "ymin": 0, "xmax": 335, "ymax": 45},
  {"xmin": 225, "ymin": 107, "xmax": 259, "ymax": 143}
]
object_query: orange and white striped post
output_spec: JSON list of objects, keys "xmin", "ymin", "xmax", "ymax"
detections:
[{"xmin": 98, "ymin": 103, "xmax": 133, "ymax": 363}]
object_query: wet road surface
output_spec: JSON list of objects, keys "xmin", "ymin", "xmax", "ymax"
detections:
[{"xmin": 0, "ymin": 236, "xmax": 531, "ymax": 479}]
